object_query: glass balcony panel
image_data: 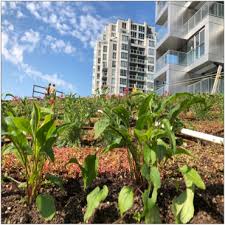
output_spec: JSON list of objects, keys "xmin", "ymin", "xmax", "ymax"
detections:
[{"xmin": 156, "ymin": 22, "xmax": 168, "ymax": 43}]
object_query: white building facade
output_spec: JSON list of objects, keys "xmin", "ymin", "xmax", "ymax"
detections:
[
  {"xmin": 92, "ymin": 19, "xmax": 156, "ymax": 95},
  {"xmin": 154, "ymin": 1, "xmax": 224, "ymax": 95}
]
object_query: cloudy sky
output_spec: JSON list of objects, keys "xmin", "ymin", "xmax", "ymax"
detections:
[{"xmin": 2, "ymin": 1, "xmax": 155, "ymax": 97}]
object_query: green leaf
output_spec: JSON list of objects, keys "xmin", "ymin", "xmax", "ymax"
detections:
[
  {"xmin": 141, "ymin": 164, "xmax": 150, "ymax": 181},
  {"xmin": 175, "ymin": 148, "xmax": 192, "ymax": 156},
  {"xmin": 94, "ymin": 118, "xmax": 110, "ymax": 139},
  {"xmin": 30, "ymin": 103, "xmax": 40, "ymax": 136},
  {"xmin": 83, "ymin": 154, "xmax": 98, "ymax": 190},
  {"xmin": 112, "ymin": 106, "xmax": 130, "ymax": 127},
  {"xmin": 172, "ymin": 188, "xmax": 194, "ymax": 224},
  {"xmin": 67, "ymin": 157, "xmax": 82, "ymax": 168},
  {"xmin": 13, "ymin": 117, "xmax": 31, "ymax": 135},
  {"xmin": 103, "ymin": 136, "xmax": 122, "ymax": 153},
  {"xmin": 46, "ymin": 173, "xmax": 63, "ymax": 189},
  {"xmin": 118, "ymin": 186, "xmax": 134, "ymax": 216},
  {"xmin": 180, "ymin": 165, "xmax": 205, "ymax": 190},
  {"xmin": 84, "ymin": 185, "xmax": 108, "ymax": 223},
  {"xmin": 40, "ymin": 136, "xmax": 56, "ymax": 162},
  {"xmin": 150, "ymin": 167, "xmax": 161, "ymax": 189},
  {"xmin": 143, "ymin": 145, "xmax": 156, "ymax": 165},
  {"xmin": 36, "ymin": 194, "xmax": 56, "ymax": 221}
]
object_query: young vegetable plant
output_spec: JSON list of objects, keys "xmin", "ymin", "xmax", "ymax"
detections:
[
  {"xmin": 2, "ymin": 103, "xmax": 64, "ymax": 220},
  {"xmin": 67, "ymin": 154, "xmax": 98, "ymax": 190},
  {"xmin": 94, "ymin": 92, "xmax": 206, "ymax": 223}
]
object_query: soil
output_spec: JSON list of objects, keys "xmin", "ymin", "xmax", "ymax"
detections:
[{"xmin": 1, "ymin": 119, "xmax": 224, "ymax": 224}]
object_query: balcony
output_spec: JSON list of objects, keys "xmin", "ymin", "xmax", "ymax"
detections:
[
  {"xmin": 129, "ymin": 75, "xmax": 145, "ymax": 81},
  {"xmin": 155, "ymin": 85, "xmax": 166, "ymax": 96},
  {"xmin": 156, "ymin": 43, "xmax": 205, "ymax": 72},
  {"xmin": 130, "ymin": 49, "xmax": 145, "ymax": 56},
  {"xmin": 156, "ymin": 1, "xmax": 168, "ymax": 24},
  {"xmin": 156, "ymin": 21, "xmax": 168, "ymax": 44},
  {"xmin": 182, "ymin": 2, "xmax": 224, "ymax": 36},
  {"xmin": 130, "ymin": 58, "xmax": 145, "ymax": 64},
  {"xmin": 130, "ymin": 66, "xmax": 145, "ymax": 73}
]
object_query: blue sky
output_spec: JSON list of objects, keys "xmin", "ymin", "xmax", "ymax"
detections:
[{"xmin": 2, "ymin": 1, "xmax": 155, "ymax": 97}]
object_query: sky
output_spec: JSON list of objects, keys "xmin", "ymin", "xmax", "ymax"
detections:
[{"xmin": 2, "ymin": 1, "xmax": 155, "ymax": 97}]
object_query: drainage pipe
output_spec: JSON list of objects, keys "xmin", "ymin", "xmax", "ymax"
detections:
[{"xmin": 181, "ymin": 128, "xmax": 224, "ymax": 145}]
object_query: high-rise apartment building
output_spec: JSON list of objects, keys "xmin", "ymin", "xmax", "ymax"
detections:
[
  {"xmin": 92, "ymin": 19, "xmax": 156, "ymax": 95},
  {"xmin": 154, "ymin": 1, "xmax": 224, "ymax": 95}
]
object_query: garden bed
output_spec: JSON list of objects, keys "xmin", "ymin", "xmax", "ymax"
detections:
[{"xmin": 2, "ymin": 137, "xmax": 224, "ymax": 224}]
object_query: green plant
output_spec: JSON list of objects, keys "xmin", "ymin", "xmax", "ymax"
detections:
[
  {"xmin": 94, "ymin": 92, "xmax": 206, "ymax": 223},
  {"xmin": 2, "ymin": 103, "xmax": 64, "ymax": 220}
]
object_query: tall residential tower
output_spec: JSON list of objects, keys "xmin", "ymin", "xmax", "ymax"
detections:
[
  {"xmin": 154, "ymin": 1, "xmax": 224, "ymax": 95},
  {"xmin": 92, "ymin": 19, "xmax": 156, "ymax": 95}
]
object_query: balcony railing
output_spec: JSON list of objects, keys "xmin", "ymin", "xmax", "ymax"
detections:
[
  {"xmin": 130, "ymin": 67, "xmax": 145, "ymax": 72},
  {"xmin": 156, "ymin": 43, "xmax": 205, "ymax": 72},
  {"xmin": 156, "ymin": 21, "xmax": 168, "ymax": 43},
  {"xmin": 156, "ymin": 1, "xmax": 168, "ymax": 18},
  {"xmin": 130, "ymin": 49, "xmax": 145, "ymax": 55},
  {"xmin": 182, "ymin": 2, "xmax": 224, "ymax": 35},
  {"xmin": 129, "ymin": 75, "xmax": 145, "ymax": 81},
  {"xmin": 130, "ymin": 58, "xmax": 145, "ymax": 64},
  {"xmin": 155, "ymin": 85, "xmax": 166, "ymax": 95}
]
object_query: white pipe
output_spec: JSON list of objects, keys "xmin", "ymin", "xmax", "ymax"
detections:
[{"xmin": 181, "ymin": 128, "xmax": 224, "ymax": 145}]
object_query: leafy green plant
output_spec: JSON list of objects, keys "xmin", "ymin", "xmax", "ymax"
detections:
[
  {"xmin": 68, "ymin": 154, "xmax": 98, "ymax": 190},
  {"xmin": 94, "ymin": 92, "xmax": 206, "ymax": 223},
  {"xmin": 2, "ymin": 103, "xmax": 64, "ymax": 220},
  {"xmin": 84, "ymin": 185, "xmax": 109, "ymax": 223}
]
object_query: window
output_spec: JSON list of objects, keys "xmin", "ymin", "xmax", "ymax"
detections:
[
  {"xmin": 149, "ymin": 40, "xmax": 155, "ymax": 47},
  {"xmin": 98, "ymin": 66, "xmax": 100, "ymax": 71},
  {"xmin": 120, "ymin": 69, "xmax": 127, "ymax": 77},
  {"xmin": 148, "ymin": 57, "xmax": 154, "ymax": 64},
  {"xmin": 120, "ymin": 87, "xmax": 124, "ymax": 93},
  {"xmin": 112, "ymin": 52, "xmax": 116, "ymax": 59},
  {"xmin": 131, "ymin": 24, "xmax": 137, "ymax": 30},
  {"xmin": 122, "ymin": 43, "xmax": 128, "ymax": 51},
  {"xmin": 103, "ymin": 54, "xmax": 107, "ymax": 60},
  {"xmin": 97, "ymin": 73, "xmax": 100, "ymax": 79},
  {"xmin": 139, "ymin": 26, "xmax": 145, "ymax": 32},
  {"xmin": 120, "ymin": 78, "xmax": 127, "ymax": 85},
  {"xmin": 112, "ymin": 24, "xmax": 116, "ymax": 31},
  {"xmin": 103, "ymin": 46, "xmax": 107, "ymax": 52},
  {"xmin": 98, "ymin": 50, "xmax": 101, "ymax": 55},
  {"xmin": 122, "ymin": 35, "xmax": 129, "ymax": 42},
  {"xmin": 98, "ymin": 58, "xmax": 101, "ymax": 63},
  {"xmin": 131, "ymin": 31, "xmax": 137, "ymax": 38},
  {"xmin": 112, "ymin": 68, "xmax": 115, "ymax": 77},
  {"xmin": 148, "ymin": 65, "xmax": 154, "ymax": 72},
  {"xmin": 121, "ymin": 52, "xmax": 128, "ymax": 59},
  {"xmin": 113, "ymin": 44, "xmax": 117, "ymax": 51},
  {"xmin": 138, "ymin": 33, "xmax": 144, "ymax": 39},
  {"xmin": 103, "ymin": 34, "xmax": 106, "ymax": 40},
  {"xmin": 112, "ymin": 61, "xmax": 116, "ymax": 67},
  {"xmin": 148, "ymin": 48, "xmax": 155, "ymax": 55},
  {"xmin": 111, "ymin": 33, "xmax": 116, "ymax": 37},
  {"xmin": 103, "ymin": 62, "xmax": 107, "ymax": 68},
  {"xmin": 121, "ymin": 61, "xmax": 128, "ymax": 67},
  {"xmin": 111, "ymin": 87, "xmax": 115, "ymax": 93},
  {"xmin": 111, "ymin": 78, "xmax": 115, "ymax": 84},
  {"xmin": 122, "ymin": 22, "xmax": 127, "ymax": 29},
  {"xmin": 138, "ymin": 40, "xmax": 144, "ymax": 46}
]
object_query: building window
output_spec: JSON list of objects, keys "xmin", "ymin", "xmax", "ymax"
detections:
[
  {"xmin": 148, "ymin": 48, "xmax": 155, "ymax": 55},
  {"xmin": 121, "ymin": 52, "xmax": 128, "ymax": 59},
  {"xmin": 111, "ymin": 78, "xmax": 115, "ymax": 84},
  {"xmin": 131, "ymin": 24, "xmax": 137, "ymax": 30},
  {"xmin": 97, "ymin": 73, "xmax": 100, "ymax": 79},
  {"xmin": 138, "ymin": 33, "xmax": 144, "ymax": 39},
  {"xmin": 131, "ymin": 31, "xmax": 137, "ymax": 38},
  {"xmin": 122, "ymin": 43, "xmax": 128, "ymax": 51},
  {"xmin": 113, "ymin": 44, "xmax": 117, "ymax": 51},
  {"xmin": 120, "ymin": 69, "xmax": 127, "ymax": 77},
  {"xmin": 112, "ymin": 61, "xmax": 116, "ymax": 67},
  {"xmin": 112, "ymin": 52, "xmax": 116, "ymax": 59},
  {"xmin": 138, "ymin": 40, "xmax": 144, "ymax": 46},
  {"xmin": 149, "ymin": 40, "xmax": 155, "ymax": 47},
  {"xmin": 103, "ymin": 34, "xmax": 106, "ymax": 40},
  {"xmin": 148, "ymin": 57, "xmax": 154, "ymax": 64},
  {"xmin": 103, "ymin": 54, "xmax": 107, "ymax": 60},
  {"xmin": 98, "ymin": 58, "xmax": 101, "ymax": 63},
  {"xmin": 121, "ymin": 61, "xmax": 128, "ymax": 67},
  {"xmin": 112, "ymin": 24, "xmax": 116, "ymax": 31},
  {"xmin": 148, "ymin": 65, "xmax": 154, "ymax": 72},
  {"xmin": 111, "ymin": 32, "xmax": 116, "ymax": 37},
  {"xmin": 98, "ymin": 66, "xmax": 100, "ymax": 71},
  {"xmin": 103, "ymin": 62, "xmax": 107, "ymax": 68},
  {"xmin": 112, "ymin": 68, "xmax": 115, "ymax": 77},
  {"xmin": 122, "ymin": 35, "xmax": 129, "ymax": 42},
  {"xmin": 122, "ymin": 22, "xmax": 127, "ymax": 29},
  {"xmin": 111, "ymin": 87, "xmax": 115, "ymax": 93},
  {"xmin": 98, "ymin": 50, "xmax": 101, "ymax": 55},
  {"xmin": 103, "ymin": 46, "xmax": 107, "ymax": 52},
  {"xmin": 139, "ymin": 26, "xmax": 145, "ymax": 32},
  {"xmin": 120, "ymin": 87, "xmax": 124, "ymax": 93},
  {"xmin": 120, "ymin": 78, "xmax": 127, "ymax": 85}
]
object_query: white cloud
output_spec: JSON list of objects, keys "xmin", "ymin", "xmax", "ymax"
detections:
[
  {"xmin": 21, "ymin": 29, "xmax": 40, "ymax": 44},
  {"xmin": 44, "ymin": 35, "xmax": 76, "ymax": 55},
  {"xmin": 16, "ymin": 11, "xmax": 24, "ymax": 18}
]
